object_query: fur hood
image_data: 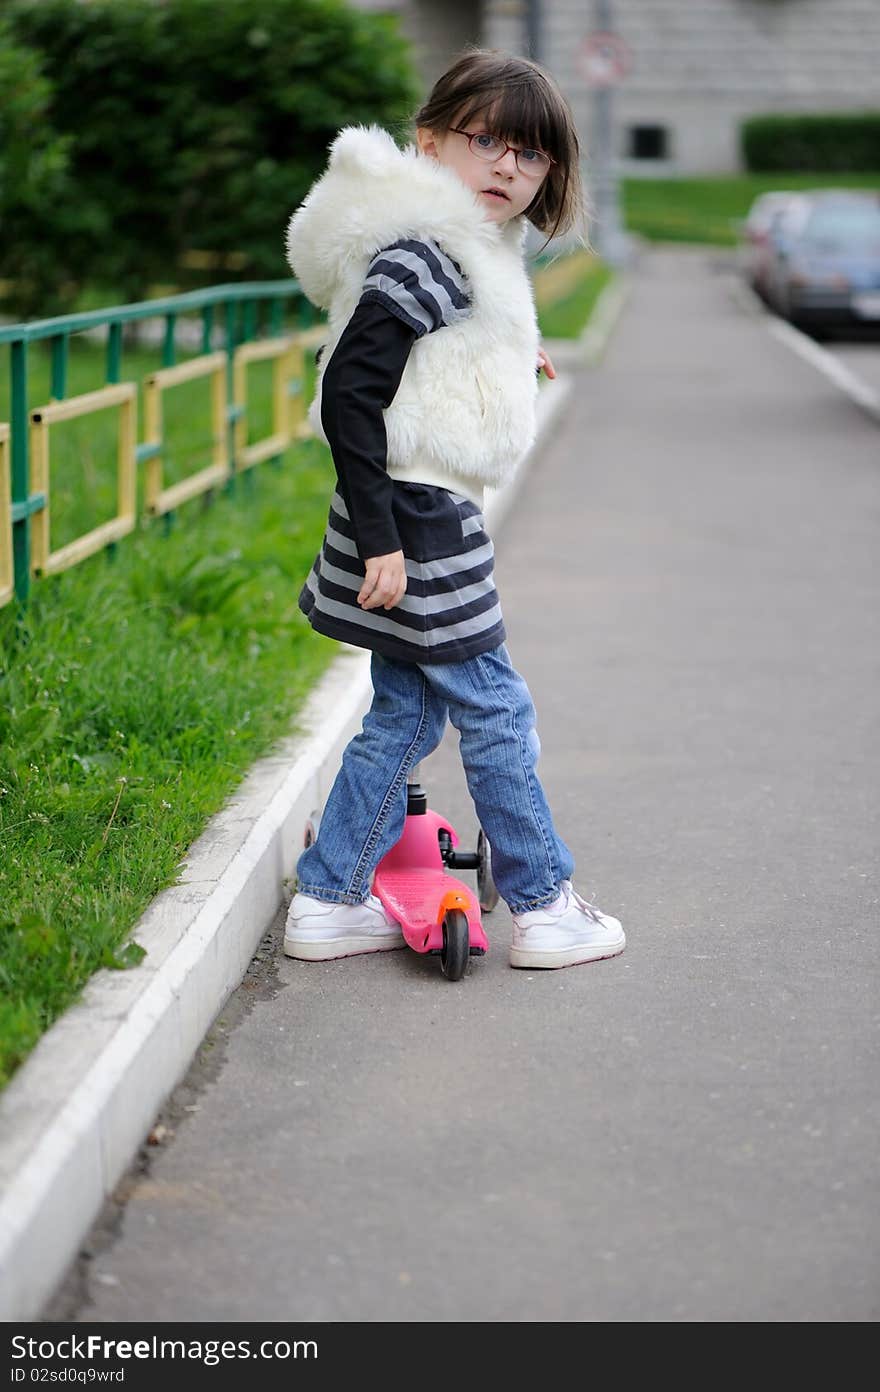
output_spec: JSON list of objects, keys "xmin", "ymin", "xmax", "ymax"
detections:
[{"xmin": 286, "ymin": 124, "xmax": 526, "ymax": 308}]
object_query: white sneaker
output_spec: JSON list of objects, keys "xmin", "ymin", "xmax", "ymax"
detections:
[
  {"xmin": 283, "ymin": 892, "xmax": 405, "ymax": 961},
  {"xmin": 510, "ymin": 880, "xmax": 625, "ymax": 970}
]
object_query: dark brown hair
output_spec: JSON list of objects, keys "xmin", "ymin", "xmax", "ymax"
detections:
[{"xmin": 413, "ymin": 48, "xmax": 587, "ymax": 246}]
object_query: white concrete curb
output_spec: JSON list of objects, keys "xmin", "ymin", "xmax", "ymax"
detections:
[
  {"xmin": 726, "ymin": 273, "xmax": 880, "ymax": 425},
  {"xmin": 0, "ymin": 288, "xmax": 622, "ymax": 1321},
  {"xmin": 766, "ymin": 318, "xmax": 880, "ymax": 423},
  {"xmin": 579, "ymin": 276, "xmax": 631, "ymax": 366}
]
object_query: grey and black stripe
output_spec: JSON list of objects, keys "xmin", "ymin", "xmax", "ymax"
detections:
[
  {"xmin": 300, "ymin": 489, "xmax": 506, "ymax": 665},
  {"xmin": 360, "ymin": 237, "xmax": 471, "ymax": 338}
]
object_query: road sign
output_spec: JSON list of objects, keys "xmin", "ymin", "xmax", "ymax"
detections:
[{"xmin": 578, "ymin": 31, "xmax": 631, "ymax": 88}]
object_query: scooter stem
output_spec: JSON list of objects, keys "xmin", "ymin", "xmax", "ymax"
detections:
[{"xmin": 405, "ymin": 762, "xmax": 427, "ymax": 816}]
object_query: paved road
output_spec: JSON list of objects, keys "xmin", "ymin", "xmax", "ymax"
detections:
[{"xmin": 47, "ymin": 246, "xmax": 879, "ymax": 1323}]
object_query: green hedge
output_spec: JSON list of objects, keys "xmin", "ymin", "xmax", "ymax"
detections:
[
  {"xmin": 741, "ymin": 112, "xmax": 880, "ymax": 172},
  {"xmin": 0, "ymin": 18, "xmax": 77, "ymax": 317},
  {"xmin": 2, "ymin": 0, "xmax": 419, "ymax": 316}
]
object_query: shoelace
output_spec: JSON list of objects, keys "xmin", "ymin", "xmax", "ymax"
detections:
[{"xmin": 561, "ymin": 880, "xmax": 606, "ymax": 923}]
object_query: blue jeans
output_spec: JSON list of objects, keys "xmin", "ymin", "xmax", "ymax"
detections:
[{"xmin": 296, "ymin": 644, "xmax": 574, "ymax": 915}]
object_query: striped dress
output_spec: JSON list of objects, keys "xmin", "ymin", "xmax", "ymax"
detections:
[{"xmin": 299, "ymin": 238, "xmax": 507, "ymax": 664}]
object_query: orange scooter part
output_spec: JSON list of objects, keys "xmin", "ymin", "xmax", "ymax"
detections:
[{"xmin": 436, "ymin": 889, "xmax": 470, "ymax": 924}]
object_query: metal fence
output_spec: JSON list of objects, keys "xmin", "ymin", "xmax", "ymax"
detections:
[{"xmin": 0, "ymin": 282, "xmax": 325, "ymax": 608}]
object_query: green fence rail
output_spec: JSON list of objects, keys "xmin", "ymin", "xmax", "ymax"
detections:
[{"xmin": 0, "ymin": 281, "xmax": 323, "ymax": 608}]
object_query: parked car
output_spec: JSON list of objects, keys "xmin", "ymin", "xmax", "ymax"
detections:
[
  {"xmin": 740, "ymin": 191, "xmax": 812, "ymax": 302},
  {"xmin": 764, "ymin": 190, "xmax": 880, "ymax": 337}
]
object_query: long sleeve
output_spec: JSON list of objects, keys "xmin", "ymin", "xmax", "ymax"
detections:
[{"xmin": 320, "ymin": 300, "xmax": 416, "ymax": 560}]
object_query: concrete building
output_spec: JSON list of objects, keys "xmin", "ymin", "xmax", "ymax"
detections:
[{"xmin": 355, "ymin": 0, "xmax": 880, "ymax": 174}]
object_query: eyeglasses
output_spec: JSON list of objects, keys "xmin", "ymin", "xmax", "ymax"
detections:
[{"xmin": 449, "ymin": 128, "xmax": 555, "ymax": 178}]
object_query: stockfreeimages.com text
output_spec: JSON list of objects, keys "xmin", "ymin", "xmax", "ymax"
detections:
[{"xmin": 11, "ymin": 1338, "xmax": 315, "ymax": 1367}]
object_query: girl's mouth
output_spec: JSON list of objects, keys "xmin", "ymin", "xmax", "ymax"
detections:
[{"xmin": 482, "ymin": 188, "xmax": 510, "ymax": 201}]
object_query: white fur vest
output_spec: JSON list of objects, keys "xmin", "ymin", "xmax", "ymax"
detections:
[{"xmin": 285, "ymin": 125, "xmax": 539, "ymax": 503}]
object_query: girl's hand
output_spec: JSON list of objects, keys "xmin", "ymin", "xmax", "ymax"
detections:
[
  {"xmin": 537, "ymin": 346, "xmax": 556, "ymax": 379},
  {"xmin": 358, "ymin": 550, "xmax": 407, "ymax": 610}
]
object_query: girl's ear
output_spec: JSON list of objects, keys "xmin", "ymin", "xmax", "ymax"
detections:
[{"xmin": 416, "ymin": 126, "xmax": 440, "ymax": 160}]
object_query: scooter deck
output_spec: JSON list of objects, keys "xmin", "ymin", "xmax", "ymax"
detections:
[{"xmin": 374, "ymin": 868, "xmax": 488, "ymax": 955}]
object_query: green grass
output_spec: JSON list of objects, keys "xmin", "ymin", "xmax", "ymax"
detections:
[
  {"xmin": 622, "ymin": 171, "xmax": 880, "ymax": 246},
  {"xmin": 0, "ymin": 335, "xmax": 336, "ymax": 1089},
  {"xmin": 534, "ymin": 252, "xmax": 614, "ymax": 339}
]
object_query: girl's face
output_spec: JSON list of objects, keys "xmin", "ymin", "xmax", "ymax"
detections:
[{"xmin": 416, "ymin": 122, "xmax": 549, "ymax": 225}]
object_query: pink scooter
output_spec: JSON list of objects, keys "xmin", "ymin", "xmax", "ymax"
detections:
[{"xmin": 304, "ymin": 764, "xmax": 498, "ymax": 981}]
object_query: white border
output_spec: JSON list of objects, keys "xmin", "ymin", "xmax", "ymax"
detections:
[{"xmin": 728, "ymin": 274, "xmax": 880, "ymax": 424}]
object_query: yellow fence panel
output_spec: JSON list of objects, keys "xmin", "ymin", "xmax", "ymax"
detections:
[
  {"xmin": 233, "ymin": 335, "xmax": 296, "ymax": 471},
  {"xmin": 233, "ymin": 326, "xmax": 325, "ymax": 469},
  {"xmin": 143, "ymin": 352, "xmax": 229, "ymax": 517},
  {"xmin": 0, "ymin": 424, "xmax": 12, "ymax": 607},
  {"xmin": 28, "ymin": 385, "xmax": 137, "ymax": 579}
]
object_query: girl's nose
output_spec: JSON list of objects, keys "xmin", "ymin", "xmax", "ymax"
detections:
[{"xmin": 492, "ymin": 147, "xmax": 518, "ymax": 177}]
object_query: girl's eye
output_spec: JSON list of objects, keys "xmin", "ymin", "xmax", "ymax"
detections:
[
  {"xmin": 520, "ymin": 148, "xmax": 540, "ymax": 163},
  {"xmin": 474, "ymin": 133, "xmax": 497, "ymax": 150}
]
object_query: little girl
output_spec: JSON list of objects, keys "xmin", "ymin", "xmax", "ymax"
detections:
[{"xmin": 283, "ymin": 48, "xmax": 625, "ymax": 970}]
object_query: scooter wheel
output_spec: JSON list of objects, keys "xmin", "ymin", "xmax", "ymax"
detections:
[
  {"xmin": 303, "ymin": 810, "xmax": 321, "ymax": 849},
  {"xmin": 476, "ymin": 828, "xmax": 500, "ymax": 912},
  {"xmin": 440, "ymin": 909, "xmax": 469, "ymax": 981}
]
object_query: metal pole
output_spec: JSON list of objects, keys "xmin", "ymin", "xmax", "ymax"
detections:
[
  {"xmin": 10, "ymin": 341, "xmax": 30, "ymax": 605},
  {"xmin": 592, "ymin": 0, "xmax": 629, "ymax": 267},
  {"xmin": 525, "ymin": 0, "xmax": 541, "ymax": 62}
]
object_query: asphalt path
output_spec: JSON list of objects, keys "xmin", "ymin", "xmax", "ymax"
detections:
[{"xmin": 46, "ymin": 246, "xmax": 879, "ymax": 1323}]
